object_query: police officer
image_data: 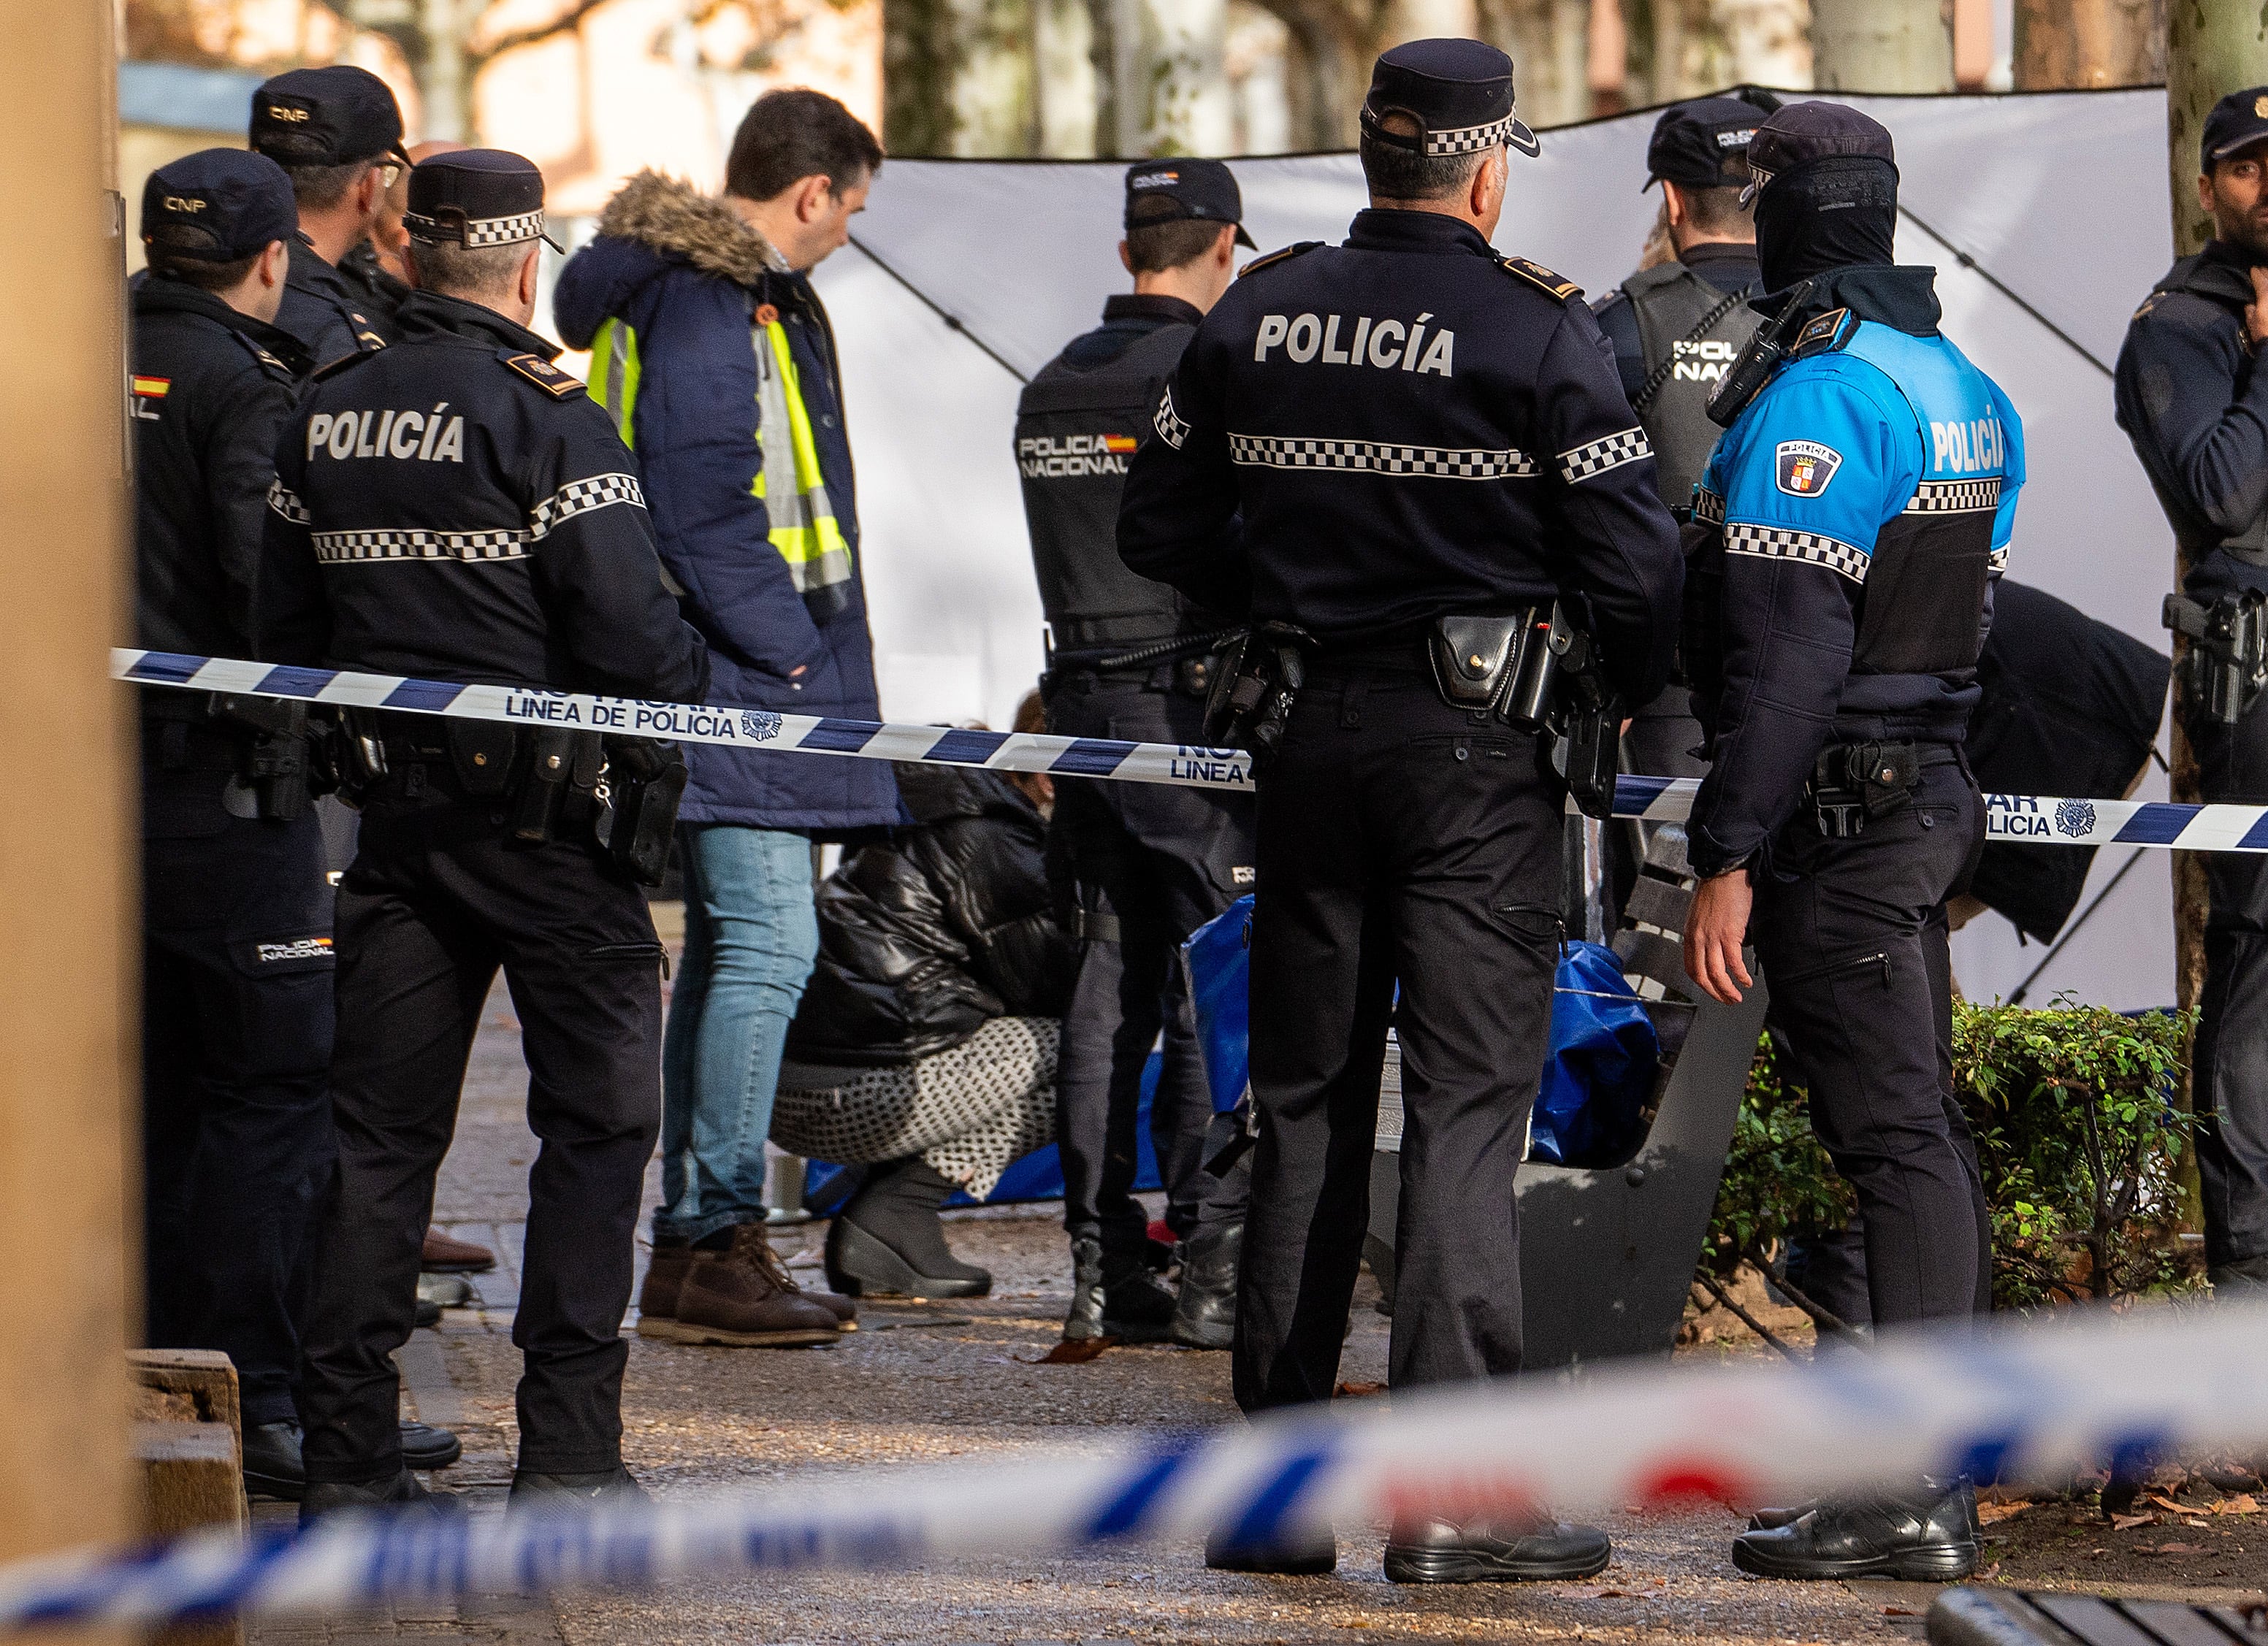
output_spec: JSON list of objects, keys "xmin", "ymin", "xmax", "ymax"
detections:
[
  {"xmin": 1018, "ymin": 157, "xmax": 1259, "ymax": 1350},
  {"xmin": 249, "ymin": 65, "xmax": 408, "ymax": 362},
  {"xmin": 259, "ymin": 150, "xmax": 707, "ymax": 1515},
  {"xmin": 1678, "ymin": 104, "xmax": 2019, "ymax": 1580},
  {"xmin": 1120, "ymin": 40, "xmax": 1681, "ymax": 1581},
  {"xmin": 1592, "ymin": 94, "xmax": 1770, "ymax": 884},
  {"xmin": 2116, "ymin": 87, "xmax": 2268, "ymax": 1298}
]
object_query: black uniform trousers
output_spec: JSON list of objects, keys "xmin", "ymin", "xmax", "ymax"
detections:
[
  {"xmin": 298, "ymin": 784, "xmax": 666, "ymax": 1482},
  {"xmin": 1749, "ymin": 757, "xmax": 1991, "ymax": 1327},
  {"xmin": 142, "ymin": 724, "xmax": 337, "ymax": 1429},
  {"xmin": 1047, "ymin": 673, "xmax": 1256, "ymax": 1252},
  {"xmin": 2186, "ymin": 693, "xmax": 2268, "ymax": 1268},
  {"xmin": 1236, "ymin": 654, "xmax": 1562, "ymax": 1412}
]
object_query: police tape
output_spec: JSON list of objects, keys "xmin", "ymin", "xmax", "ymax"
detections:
[
  {"xmin": 115, "ymin": 648, "xmax": 2242, "ymax": 852},
  {"xmin": 4, "ymin": 1299, "xmax": 2266, "ymax": 1630}
]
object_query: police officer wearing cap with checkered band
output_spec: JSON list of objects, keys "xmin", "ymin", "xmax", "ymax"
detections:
[
  {"xmin": 1676, "ymin": 102, "xmax": 2023, "ymax": 1580},
  {"xmin": 1590, "ymin": 93, "xmax": 1776, "ymax": 927},
  {"xmin": 249, "ymin": 64, "xmax": 412, "ymax": 364},
  {"xmin": 1120, "ymin": 38, "xmax": 1681, "ymax": 1583},
  {"xmin": 1017, "ymin": 156, "xmax": 1261, "ymax": 1353},
  {"xmin": 2117, "ymin": 88, "xmax": 2268, "ymax": 1301},
  {"xmin": 259, "ymin": 150, "xmax": 707, "ymax": 1518}
]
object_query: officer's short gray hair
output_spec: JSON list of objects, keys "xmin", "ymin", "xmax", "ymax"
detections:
[
  {"xmin": 1360, "ymin": 112, "xmax": 1486, "ymax": 203},
  {"xmin": 281, "ymin": 158, "xmax": 378, "ymax": 213},
  {"xmin": 408, "ymin": 238, "xmax": 528, "ymax": 300}
]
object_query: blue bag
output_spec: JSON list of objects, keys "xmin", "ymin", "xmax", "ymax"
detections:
[
  {"xmin": 1182, "ymin": 894, "xmax": 1254, "ymax": 1114},
  {"xmin": 1528, "ymin": 941, "xmax": 1659, "ymax": 1166}
]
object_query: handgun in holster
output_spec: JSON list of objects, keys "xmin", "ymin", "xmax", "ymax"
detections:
[
  {"xmin": 1807, "ymin": 740, "xmax": 1921, "ymax": 839},
  {"xmin": 598, "ymin": 738, "xmax": 689, "ymax": 887},
  {"xmin": 2164, "ymin": 589, "xmax": 2268, "ymax": 725},
  {"xmin": 1203, "ymin": 623, "xmax": 1313, "ymax": 767},
  {"xmin": 206, "ymin": 693, "xmax": 316, "ymax": 820}
]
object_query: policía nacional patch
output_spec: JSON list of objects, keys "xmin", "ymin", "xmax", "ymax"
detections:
[{"xmin": 1775, "ymin": 440, "xmax": 1842, "ymax": 497}]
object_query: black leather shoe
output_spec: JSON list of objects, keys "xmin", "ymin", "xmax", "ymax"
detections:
[
  {"xmin": 1064, "ymin": 1236, "xmax": 1179, "ymax": 1343},
  {"xmin": 1383, "ymin": 1516, "xmax": 1612, "ymax": 1584},
  {"xmin": 415, "ymin": 1297, "xmax": 443, "ymax": 1329},
  {"xmin": 508, "ymin": 1464, "xmax": 649, "ymax": 1507},
  {"xmin": 401, "ymin": 1420, "xmax": 462, "ymax": 1471},
  {"xmin": 1171, "ymin": 1223, "xmax": 1240, "ymax": 1350},
  {"xmin": 1730, "ymin": 1479, "xmax": 1978, "ymax": 1580},
  {"xmin": 1746, "ymin": 1500, "xmax": 1817, "ymax": 1531},
  {"xmin": 1204, "ymin": 1523, "xmax": 1336, "ymax": 1574},
  {"xmin": 299, "ymin": 1468, "xmax": 458, "ymax": 1526},
  {"xmin": 243, "ymin": 1420, "xmax": 306, "ymax": 1501}
]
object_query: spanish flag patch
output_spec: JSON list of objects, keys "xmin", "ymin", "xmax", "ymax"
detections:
[
  {"xmin": 1103, "ymin": 435, "xmax": 1138, "ymax": 454},
  {"xmin": 131, "ymin": 375, "xmax": 171, "ymax": 398}
]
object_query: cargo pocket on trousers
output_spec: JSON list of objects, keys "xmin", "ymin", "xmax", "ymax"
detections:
[{"xmin": 221, "ymin": 930, "xmax": 337, "ymax": 1078}]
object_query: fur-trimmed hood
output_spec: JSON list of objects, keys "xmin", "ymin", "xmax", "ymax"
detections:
[{"xmin": 551, "ymin": 169, "xmax": 784, "ymax": 349}]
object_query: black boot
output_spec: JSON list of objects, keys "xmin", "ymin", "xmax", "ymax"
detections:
[
  {"xmin": 1731, "ymin": 1478, "xmax": 1979, "ymax": 1580},
  {"xmin": 1383, "ymin": 1516, "xmax": 1612, "ymax": 1584},
  {"xmin": 509, "ymin": 1464, "xmax": 649, "ymax": 1508},
  {"xmin": 299, "ymin": 1467, "xmax": 459, "ymax": 1526},
  {"xmin": 1064, "ymin": 1236, "xmax": 1177, "ymax": 1342},
  {"xmin": 825, "ymin": 1157, "xmax": 992, "ymax": 1298},
  {"xmin": 245, "ymin": 1420, "xmax": 460, "ymax": 1500},
  {"xmin": 1205, "ymin": 1522, "xmax": 1337, "ymax": 1574},
  {"xmin": 1172, "ymin": 1222, "xmax": 1240, "ymax": 1350}
]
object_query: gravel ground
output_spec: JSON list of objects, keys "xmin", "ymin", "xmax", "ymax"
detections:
[{"xmin": 246, "ymin": 936, "xmax": 2268, "ymax": 1645}]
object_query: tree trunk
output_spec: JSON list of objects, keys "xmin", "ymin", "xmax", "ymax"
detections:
[
  {"xmin": 420, "ymin": 0, "xmax": 467, "ymax": 142},
  {"xmin": 1477, "ymin": 0, "xmax": 1590, "ymax": 126},
  {"xmin": 1650, "ymin": 0, "xmax": 1732, "ymax": 101},
  {"xmin": 886, "ymin": 0, "xmax": 1039, "ymax": 155},
  {"xmin": 1036, "ymin": 0, "xmax": 1100, "ymax": 154},
  {"xmin": 2012, "ymin": 0, "xmax": 2161, "ymax": 90},
  {"xmin": 1811, "ymin": 0, "xmax": 1951, "ymax": 91},
  {"xmin": 1717, "ymin": 0, "xmax": 1811, "ymax": 88},
  {"xmin": 1109, "ymin": 0, "xmax": 1234, "ymax": 156},
  {"xmin": 1253, "ymin": 0, "xmax": 1372, "ymax": 149}
]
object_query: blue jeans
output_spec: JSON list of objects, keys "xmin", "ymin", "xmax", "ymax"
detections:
[{"xmin": 655, "ymin": 824, "xmax": 818, "ymax": 1244}]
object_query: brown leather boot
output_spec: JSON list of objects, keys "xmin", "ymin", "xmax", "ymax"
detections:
[
  {"xmin": 635, "ymin": 1240, "xmax": 693, "ymax": 1339},
  {"xmin": 663, "ymin": 1225, "xmax": 844, "ymax": 1347},
  {"xmin": 751, "ymin": 1234, "xmax": 860, "ymax": 1331},
  {"xmin": 420, "ymin": 1228, "xmax": 496, "ymax": 1274}
]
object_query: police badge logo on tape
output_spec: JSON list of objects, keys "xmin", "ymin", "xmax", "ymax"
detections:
[
  {"xmin": 740, "ymin": 711, "xmax": 783, "ymax": 742},
  {"xmin": 2054, "ymin": 799, "xmax": 2098, "ymax": 838},
  {"xmin": 1775, "ymin": 440, "xmax": 1842, "ymax": 497}
]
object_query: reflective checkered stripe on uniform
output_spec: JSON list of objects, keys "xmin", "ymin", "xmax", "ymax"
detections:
[
  {"xmin": 1557, "ymin": 428, "xmax": 1652, "ymax": 484},
  {"xmin": 1227, "ymin": 434, "xmax": 1538, "ymax": 478},
  {"xmin": 1723, "ymin": 521, "xmax": 1870, "ymax": 583},
  {"xmin": 305, "ymin": 475, "xmax": 646, "ymax": 566}
]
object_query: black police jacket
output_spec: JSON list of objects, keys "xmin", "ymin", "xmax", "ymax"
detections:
[
  {"xmin": 2115, "ymin": 239, "xmax": 2268, "ymax": 597},
  {"xmin": 131, "ymin": 275, "xmax": 312, "ymax": 659},
  {"xmin": 275, "ymin": 240, "xmax": 393, "ymax": 369},
  {"xmin": 1019, "ymin": 294, "xmax": 1227, "ymax": 655},
  {"xmin": 259, "ymin": 288, "xmax": 707, "ymax": 704},
  {"xmin": 786, "ymin": 763, "xmax": 1075, "ymax": 1067},
  {"xmin": 1118, "ymin": 209, "xmax": 1683, "ymax": 707}
]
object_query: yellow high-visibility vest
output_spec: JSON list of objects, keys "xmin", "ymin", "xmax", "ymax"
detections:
[{"xmin": 589, "ymin": 307, "xmax": 852, "ymax": 620}]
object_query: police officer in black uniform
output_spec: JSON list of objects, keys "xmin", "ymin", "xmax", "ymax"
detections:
[
  {"xmin": 259, "ymin": 150, "xmax": 707, "ymax": 1515},
  {"xmin": 249, "ymin": 65, "xmax": 408, "ymax": 363},
  {"xmin": 1592, "ymin": 95, "xmax": 1768, "ymax": 891},
  {"xmin": 1120, "ymin": 39, "xmax": 1681, "ymax": 1582},
  {"xmin": 1018, "ymin": 158, "xmax": 1259, "ymax": 1350},
  {"xmin": 134, "ymin": 148, "xmax": 340, "ymax": 1498},
  {"xmin": 2117, "ymin": 88, "xmax": 2268, "ymax": 1298}
]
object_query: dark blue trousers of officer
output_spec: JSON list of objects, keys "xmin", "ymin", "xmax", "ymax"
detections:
[
  {"xmin": 1048, "ymin": 673, "xmax": 1255, "ymax": 1250},
  {"xmin": 1238, "ymin": 651, "xmax": 1562, "ymax": 1406},
  {"xmin": 142, "ymin": 713, "xmax": 337, "ymax": 1431}
]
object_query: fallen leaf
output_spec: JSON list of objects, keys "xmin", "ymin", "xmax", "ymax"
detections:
[
  {"xmin": 2184, "ymin": 1519, "xmax": 2211, "ymax": 1529},
  {"xmin": 2146, "ymin": 1494, "xmax": 2191, "ymax": 1515},
  {"xmin": 2138, "ymin": 1542, "xmax": 2211, "ymax": 1556},
  {"xmin": 1030, "ymin": 1337, "xmax": 1115, "ymax": 1364},
  {"xmin": 1333, "ymin": 1380, "xmax": 1386, "ymax": 1398},
  {"xmin": 2215, "ymin": 1495, "xmax": 2261, "ymax": 1515},
  {"xmin": 1977, "ymin": 1501, "xmax": 2031, "ymax": 1525},
  {"xmin": 1574, "ymin": 1589, "xmax": 1630, "ymax": 1600},
  {"xmin": 1882, "ymin": 1607, "xmax": 1920, "ymax": 1618},
  {"xmin": 2111, "ymin": 1513, "xmax": 2157, "ymax": 1531}
]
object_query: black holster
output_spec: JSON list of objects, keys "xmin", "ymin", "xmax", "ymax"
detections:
[
  {"xmin": 1204, "ymin": 623, "xmax": 1312, "ymax": 767},
  {"xmin": 1808, "ymin": 740, "xmax": 1922, "ymax": 838},
  {"xmin": 2164, "ymin": 589, "xmax": 2268, "ymax": 725},
  {"xmin": 1425, "ymin": 604, "xmax": 1622, "ymax": 819},
  {"xmin": 598, "ymin": 738, "xmax": 688, "ymax": 887},
  {"xmin": 206, "ymin": 693, "xmax": 317, "ymax": 820}
]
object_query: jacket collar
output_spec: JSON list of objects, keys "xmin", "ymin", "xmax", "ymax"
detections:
[
  {"xmin": 593, "ymin": 169, "xmax": 790, "ymax": 286},
  {"xmin": 1755, "ymin": 263, "xmax": 1941, "ymax": 336},
  {"xmin": 394, "ymin": 289, "xmax": 560, "ymax": 357},
  {"xmin": 1101, "ymin": 292, "xmax": 1203, "ymax": 327},
  {"xmin": 132, "ymin": 275, "xmax": 314, "ymax": 373},
  {"xmin": 1345, "ymin": 208, "xmax": 1496, "ymax": 258}
]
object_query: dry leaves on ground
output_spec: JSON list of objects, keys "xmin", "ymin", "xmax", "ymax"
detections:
[{"xmin": 1977, "ymin": 1499, "xmax": 2030, "ymax": 1525}]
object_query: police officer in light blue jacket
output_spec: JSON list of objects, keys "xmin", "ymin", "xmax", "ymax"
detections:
[{"xmin": 1677, "ymin": 102, "xmax": 2022, "ymax": 1583}]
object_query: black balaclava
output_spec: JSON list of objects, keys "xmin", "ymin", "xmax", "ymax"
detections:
[{"xmin": 1755, "ymin": 156, "xmax": 1899, "ymax": 295}]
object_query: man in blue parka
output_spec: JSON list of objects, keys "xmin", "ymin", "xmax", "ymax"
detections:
[
  {"xmin": 554, "ymin": 89, "xmax": 895, "ymax": 1348},
  {"xmin": 1677, "ymin": 103, "xmax": 2020, "ymax": 1582}
]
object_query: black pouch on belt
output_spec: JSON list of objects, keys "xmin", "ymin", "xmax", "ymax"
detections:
[
  {"xmin": 1809, "ymin": 740, "xmax": 1920, "ymax": 838},
  {"xmin": 1427, "ymin": 611, "xmax": 1540, "ymax": 716},
  {"xmin": 446, "ymin": 719, "xmax": 520, "ymax": 798},
  {"xmin": 599, "ymin": 737, "xmax": 689, "ymax": 886},
  {"xmin": 510, "ymin": 727, "xmax": 601, "ymax": 842}
]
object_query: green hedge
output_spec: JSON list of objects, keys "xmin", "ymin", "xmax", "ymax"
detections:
[{"xmin": 1707, "ymin": 1001, "xmax": 2199, "ymax": 1313}]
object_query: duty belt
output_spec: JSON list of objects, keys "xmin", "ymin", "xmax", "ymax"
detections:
[{"xmin": 1806, "ymin": 740, "xmax": 1961, "ymax": 839}]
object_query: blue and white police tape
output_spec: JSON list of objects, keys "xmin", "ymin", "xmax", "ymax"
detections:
[
  {"xmin": 115, "ymin": 648, "xmax": 2248, "ymax": 852},
  {"xmin": 5, "ymin": 1299, "xmax": 2268, "ymax": 1630}
]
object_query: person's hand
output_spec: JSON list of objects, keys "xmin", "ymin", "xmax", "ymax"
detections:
[
  {"xmin": 1683, "ymin": 868, "xmax": 1755, "ymax": 1005},
  {"xmin": 2245, "ymin": 267, "xmax": 2268, "ymax": 348}
]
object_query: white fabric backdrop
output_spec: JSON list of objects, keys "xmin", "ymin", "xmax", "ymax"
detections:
[{"xmin": 798, "ymin": 87, "xmax": 2183, "ymax": 1008}]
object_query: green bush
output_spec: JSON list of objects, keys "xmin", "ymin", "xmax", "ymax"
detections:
[{"xmin": 1707, "ymin": 1000, "xmax": 2199, "ymax": 1313}]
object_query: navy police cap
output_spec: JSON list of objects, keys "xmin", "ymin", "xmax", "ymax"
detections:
[
  {"xmin": 142, "ymin": 148, "xmax": 297, "ymax": 263},
  {"xmin": 250, "ymin": 65, "xmax": 410, "ymax": 170},
  {"xmin": 1644, "ymin": 93, "xmax": 1776, "ymax": 191},
  {"xmin": 2202, "ymin": 86, "xmax": 2268, "ymax": 170},
  {"xmin": 1741, "ymin": 99, "xmax": 1896, "ymax": 204},
  {"xmin": 1360, "ymin": 38, "xmax": 1540, "ymax": 162},
  {"xmin": 1123, "ymin": 158, "xmax": 1256, "ymax": 250},
  {"xmin": 405, "ymin": 149, "xmax": 562, "ymax": 252}
]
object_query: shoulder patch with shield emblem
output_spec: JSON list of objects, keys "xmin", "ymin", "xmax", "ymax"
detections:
[{"xmin": 1775, "ymin": 440, "xmax": 1842, "ymax": 497}]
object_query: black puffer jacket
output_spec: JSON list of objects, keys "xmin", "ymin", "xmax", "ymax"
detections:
[{"xmin": 785, "ymin": 763, "xmax": 1075, "ymax": 1066}]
